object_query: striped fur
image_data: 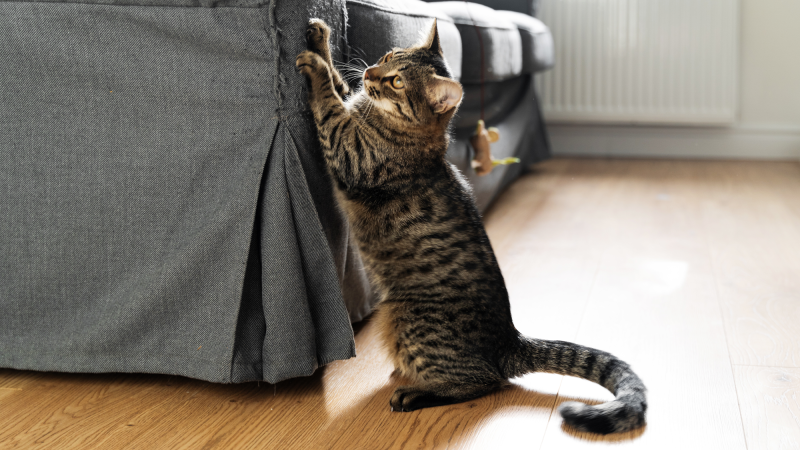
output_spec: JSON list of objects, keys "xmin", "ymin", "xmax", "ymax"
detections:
[{"xmin": 296, "ymin": 19, "xmax": 646, "ymax": 434}]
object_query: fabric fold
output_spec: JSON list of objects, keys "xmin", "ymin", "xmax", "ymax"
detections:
[
  {"xmin": 257, "ymin": 125, "xmax": 356, "ymax": 383},
  {"xmin": 283, "ymin": 127, "xmax": 356, "ymax": 367}
]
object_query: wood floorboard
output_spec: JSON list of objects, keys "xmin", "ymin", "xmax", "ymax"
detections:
[
  {"xmin": 539, "ymin": 242, "xmax": 747, "ymax": 449},
  {"xmin": 526, "ymin": 160, "xmax": 747, "ymax": 449},
  {"xmin": 0, "ymin": 372, "xmax": 199, "ymax": 449},
  {"xmin": 2, "ymin": 158, "xmax": 799, "ymax": 449},
  {"xmin": 734, "ymin": 365, "xmax": 800, "ymax": 450},
  {"xmin": 0, "ymin": 370, "xmax": 46, "ymax": 390},
  {"xmin": 701, "ymin": 163, "xmax": 800, "ymax": 368}
]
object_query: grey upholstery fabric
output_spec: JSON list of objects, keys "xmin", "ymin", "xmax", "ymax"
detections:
[
  {"xmin": 10, "ymin": 0, "xmax": 269, "ymax": 5},
  {"xmin": 496, "ymin": 10, "xmax": 553, "ymax": 73},
  {"xmin": 425, "ymin": 1, "xmax": 522, "ymax": 83},
  {"xmin": 453, "ymin": 77, "xmax": 527, "ymax": 128},
  {"xmin": 346, "ymin": 0, "xmax": 462, "ymax": 80},
  {"xmin": 0, "ymin": 0, "xmax": 372, "ymax": 384},
  {"xmin": 438, "ymin": 0, "xmax": 539, "ymax": 16},
  {"xmin": 446, "ymin": 75, "xmax": 547, "ymax": 211}
]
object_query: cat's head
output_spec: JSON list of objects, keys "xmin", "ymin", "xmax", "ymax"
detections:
[{"xmin": 361, "ymin": 20, "xmax": 463, "ymax": 125}]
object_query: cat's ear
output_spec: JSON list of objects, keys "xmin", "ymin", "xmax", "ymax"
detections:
[
  {"xmin": 427, "ymin": 75, "xmax": 462, "ymax": 114},
  {"xmin": 423, "ymin": 19, "xmax": 443, "ymax": 56}
]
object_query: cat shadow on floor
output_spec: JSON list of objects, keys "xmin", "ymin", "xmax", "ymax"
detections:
[
  {"xmin": 561, "ymin": 419, "xmax": 647, "ymax": 442},
  {"xmin": 305, "ymin": 368, "xmax": 646, "ymax": 449}
]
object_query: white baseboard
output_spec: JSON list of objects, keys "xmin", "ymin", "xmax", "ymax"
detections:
[{"xmin": 547, "ymin": 124, "xmax": 800, "ymax": 160}]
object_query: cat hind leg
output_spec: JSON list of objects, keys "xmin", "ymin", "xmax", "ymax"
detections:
[{"xmin": 390, "ymin": 380, "xmax": 505, "ymax": 412}]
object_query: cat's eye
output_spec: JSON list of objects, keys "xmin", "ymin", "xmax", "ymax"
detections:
[
  {"xmin": 384, "ymin": 52, "xmax": 393, "ymax": 63},
  {"xmin": 391, "ymin": 76, "xmax": 404, "ymax": 89}
]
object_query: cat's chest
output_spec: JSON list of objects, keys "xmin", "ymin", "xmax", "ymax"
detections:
[
  {"xmin": 372, "ymin": 304, "xmax": 419, "ymax": 377},
  {"xmin": 335, "ymin": 192, "xmax": 402, "ymax": 242}
]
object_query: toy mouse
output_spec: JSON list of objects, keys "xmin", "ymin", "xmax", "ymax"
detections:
[{"xmin": 469, "ymin": 120, "xmax": 519, "ymax": 176}]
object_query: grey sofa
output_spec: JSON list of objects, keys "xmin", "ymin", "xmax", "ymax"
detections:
[{"xmin": 0, "ymin": 0, "xmax": 552, "ymax": 383}]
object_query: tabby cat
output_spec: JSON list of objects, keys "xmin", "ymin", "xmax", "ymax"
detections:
[{"xmin": 296, "ymin": 19, "xmax": 647, "ymax": 434}]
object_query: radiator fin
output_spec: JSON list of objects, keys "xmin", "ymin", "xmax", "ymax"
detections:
[{"xmin": 537, "ymin": 0, "xmax": 739, "ymax": 125}]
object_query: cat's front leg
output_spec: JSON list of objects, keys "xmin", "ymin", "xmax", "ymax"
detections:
[
  {"xmin": 296, "ymin": 51, "xmax": 368, "ymax": 191},
  {"xmin": 306, "ymin": 18, "xmax": 350, "ymax": 98},
  {"xmin": 296, "ymin": 50, "xmax": 345, "ymax": 122},
  {"xmin": 296, "ymin": 50, "xmax": 357, "ymax": 187}
]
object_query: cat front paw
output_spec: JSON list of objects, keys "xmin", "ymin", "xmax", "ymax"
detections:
[
  {"xmin": 306, "ymin": 18, "xmax": 331, "ymax": 54},
  {"xmin": 296, "ymin": 50, "xmax": 325, "ymax": 76}
]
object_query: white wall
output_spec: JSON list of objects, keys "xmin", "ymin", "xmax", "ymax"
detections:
[
  {"xmin": 739, "ymin": 0, "xmax": 800, "ymax": 128},
  {"xmin": 547, "ymin": 0, "xmax": 800, "ymax": 160}
]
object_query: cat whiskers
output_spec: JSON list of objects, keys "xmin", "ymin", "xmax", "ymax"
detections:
[
  {"xmin": 336, "ymin": 65, "xmax": 364, "ymax": 78},
  {"xmin": 354, "ymin": 96, "xmax": 376, "ymax": 128},
  {"xmin": 361, "ymin": 98, "xmax": 375, "ymax": 124},
  {"xmin": 349, "ymin": 57, "xmax": 370, "ymax": 69},
  {"xmin": 341, "ymin": 72, "xmax": 364, "ymax": 87},
  {"xmin": 334, "ymin": 58, "xmax": 369, "ymax": 89},
  {"xmin": 332, "ymin": 57, "xmax": 377, "ymax": 126}
]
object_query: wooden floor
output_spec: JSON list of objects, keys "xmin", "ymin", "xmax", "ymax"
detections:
[{"xmin": 2, "ymin": 158, "xmax": 800, "ymax": 449}]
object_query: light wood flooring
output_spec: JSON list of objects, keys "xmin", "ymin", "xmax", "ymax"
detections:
[{"xmin": 2, "ymin": 158, "xmax": 800, "ymax": 449}]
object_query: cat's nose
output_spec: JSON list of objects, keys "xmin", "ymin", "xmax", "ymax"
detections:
[{"xmin": 364, "ymin": 67, "xmax": 380, "ymax": 82}]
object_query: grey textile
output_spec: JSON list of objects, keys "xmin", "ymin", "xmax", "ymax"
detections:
[
  {"xmin": 425, "ymin": 1, "xmax": 522, "ymax": 83},
  {"xmin": 453, "ymin": 76, "xmax": 527, "ymax": 128},
  {"xmin": 0, "ymin": 0, "xmax": 373, "ymax": 383},
  {"xmin": 446, "ymin": 75, "xmax": 547, "ymax": 211},
  {"xmin": 433, "ymin": 0, "xmax": 540, "ymax": 17},
  {"xmin": 346, "ymin": 0, "xmax": 462, "ymax": 80},
  {"xmin": 6, "ymin": 0, "xmax": 270, "ymax": 5},
  {"xmin": 496, "ymin": 10, "xmax": 553, "ymax": 73}
]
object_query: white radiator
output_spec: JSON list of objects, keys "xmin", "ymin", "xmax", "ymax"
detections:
[{"xmin": 536, "ymin": 0, "xmax": 739, "ymax": 125}]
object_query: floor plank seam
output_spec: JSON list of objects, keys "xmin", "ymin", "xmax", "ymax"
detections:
[
  {"xmin": 570, "ymin": 248, "xmax": 606, "ymax": 347},
  {"xmin": 705, "ymin": 217, "xmax": 751, "ymax": 450},
  {"xmin": 535, "ymin": 213, "xmax": 607, "ymax": 448},
  {"xmin": 537, "ymin": 376, "xmax": 564, "ymax": 450},
  {"xmin": 731, "ymin": 364, "xmax": 800, "ymax": 370}
]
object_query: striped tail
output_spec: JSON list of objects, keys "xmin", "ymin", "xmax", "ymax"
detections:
[{"xmin": 503, "ymin": 336, "xmax": 647, "ymax": 434}]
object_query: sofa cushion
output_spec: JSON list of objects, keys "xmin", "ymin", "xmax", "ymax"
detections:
[
  {"xmin": 446, "ymin": 0, "xmax": 540, "ymax": 16},
  {"xmin": 496, "ymin": 10, "xmax": 553, "ymax": 73},
  {"xmin": 454, "ymin": 77, "xmax": 528, "ymax": 128},
  {"xmin": 425, "ymin": 2, "xmax": 522, "ymax": 84},
  {"xmin": 346, "ymin": 0, "xmax": 462, "ymax": 80}
]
